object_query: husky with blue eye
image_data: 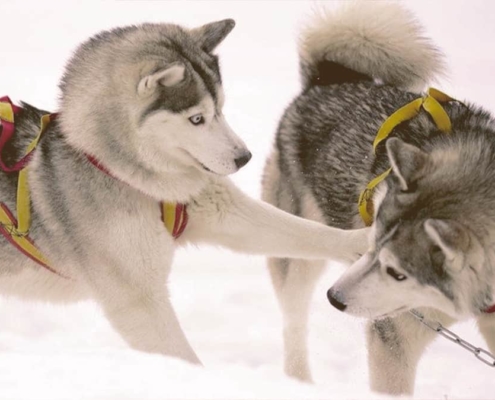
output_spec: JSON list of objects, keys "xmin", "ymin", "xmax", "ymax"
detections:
[
  {"xmin": 0, "ymin": 19, "xmax": 369, "ymax": 365},
  {"xmin": 263, "ymin": 2, "xmax": 495, "ymax": 394}
]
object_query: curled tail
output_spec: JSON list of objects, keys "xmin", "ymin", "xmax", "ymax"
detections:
[{"xmin": 298, "ymin": 2, "xmax": 446, "ymax": 91}]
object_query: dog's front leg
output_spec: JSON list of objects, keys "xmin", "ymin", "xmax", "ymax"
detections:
[
  {"xmin": 367, "ymin": 309, "xmax": 455, "ymax": 395},
  {"xmin": 183, "ymin": 178, "xmax": 369, "ymax": 262},
  {"xmin": 477, "ymin": 312, "xmax": 495, "ymax": 356},
  {"xmin": 84, "ymin": 258, "xmax": 200, "ymax": 364}
]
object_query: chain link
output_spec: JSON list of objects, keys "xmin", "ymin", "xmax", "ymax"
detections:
[{"xmin": 409, "ymin": 310, "xmax": 495, "ymax": 368}]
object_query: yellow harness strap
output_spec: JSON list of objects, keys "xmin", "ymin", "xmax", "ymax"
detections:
[
  {"xmin": 0, "ymin": 101, "xmax": 14, "ymax": 124},
  {"xmin": 161, "ymin": 202, "xmax": 188, "ymax": 239},
  {"xmin": 358, "ymin": 88, "xmax": 456, "ymax": 226},
  {"xmin": 17, "ymin": 114, "xmax": 51, "ymax": 234},
  {"xmin": 0, "ymin": 110, "xmax": 53, "ymax": 269}
]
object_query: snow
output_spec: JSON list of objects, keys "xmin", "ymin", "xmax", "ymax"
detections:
[{"xmin": 1, "ymin": 1, "xmax": 495, "ymax": 399}]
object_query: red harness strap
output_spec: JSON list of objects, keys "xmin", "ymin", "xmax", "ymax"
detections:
[
  {"xmin": 0, "ymin": 203, "xmax": 60, "ymax": 275},
  {"xmin": 85, "ymin": 154, "xmax": 188, "ymax": 239},
  {"xmin": 484, "ymin": 304, "xmax": 495, "ymax": 314},
  {"xmin": 0, "ymin": 96, "xmax": 32, "ymax": 172},
  {"xmin": 161, "ymin": 202, "xmax": 188, "ymax": 239}
]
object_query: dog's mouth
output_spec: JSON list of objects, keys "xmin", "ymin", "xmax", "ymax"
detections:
[
  {"xmin": 199, "ymin": 162, "xmax": 213, "ymax": 173},
  {"xmin": 180, "ymin": 149, "xmax": 218, "ymax": 174}
]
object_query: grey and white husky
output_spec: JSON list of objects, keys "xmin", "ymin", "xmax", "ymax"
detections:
[
  {"xmin": 263, "ymin": 2, "xmax": 495, "ymax": 395},
  {"xmin": 0, "ymin": 20, "xmax": 369, "ymax": 363}
]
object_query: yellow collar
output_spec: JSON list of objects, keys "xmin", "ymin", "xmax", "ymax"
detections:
[{"xmin": 358, "ymin": 88, "xmax": 457, "ymax": 226}]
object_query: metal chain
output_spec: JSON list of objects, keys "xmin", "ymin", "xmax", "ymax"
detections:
[{"xmin": 409, "ymin": 309, "xmax": 495, "ymax": 368}]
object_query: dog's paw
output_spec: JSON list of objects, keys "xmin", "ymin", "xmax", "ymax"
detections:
[{"xmin": 343, "ymin": 228, "xmax": 371, "ymax": 263}]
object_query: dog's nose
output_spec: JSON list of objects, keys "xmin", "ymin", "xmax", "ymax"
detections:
[
  {"xmin": 234, "ymin": 151, "xmax": 252, "ymax": 169},
  {"xmin": 327, "ymin": 288, "xmax": 347, "ymax": 312}
]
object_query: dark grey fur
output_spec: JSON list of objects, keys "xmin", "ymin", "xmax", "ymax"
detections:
[{"xmin": 273, "ymin": 79, "xmax": 495, "ymax": 307}]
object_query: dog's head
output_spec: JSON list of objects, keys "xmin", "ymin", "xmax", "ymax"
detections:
[
  {"xmin": 328, "ymin": 138, "xmax": 494, "ymax": 319},
  {"xmin": 60, "ymin": 20, "xmax": 250, "ymax": 179}
]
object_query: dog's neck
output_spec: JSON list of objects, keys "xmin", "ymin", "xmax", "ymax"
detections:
[{"xmin": 59, "ymin": 123, "xmax": 209, "ymax": 204}]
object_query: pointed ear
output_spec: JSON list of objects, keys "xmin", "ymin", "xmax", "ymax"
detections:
[
  {"xmin": 191, "ymin": 19, "xmax": 235, "ymax": 53},
  {"xmin": 424, "ymin": 219, "xmax": 470, "ymax": 262},
  {"xmin": 138, "ymin": 64, "xmax": 185, "ymax": 97},
  {"xmin": 386, "ymin": 138, "xmax": 428, "ymax": 191}
]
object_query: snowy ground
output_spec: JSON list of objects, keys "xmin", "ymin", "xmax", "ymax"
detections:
[{"xmin": 1, "ymin": 1, "xmax": 495, "ymax": 399}]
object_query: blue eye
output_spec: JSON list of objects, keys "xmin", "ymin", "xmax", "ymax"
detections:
[{"xmin": 189, "ymin": 114, "xmax": 204, "ymax": 125}]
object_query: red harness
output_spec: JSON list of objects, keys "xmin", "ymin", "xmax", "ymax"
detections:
[{"xmin": 85, "ymin": 154, "xmax": 189, "ymax": 239}]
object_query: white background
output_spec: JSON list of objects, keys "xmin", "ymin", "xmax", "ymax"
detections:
[{"xmin": 1, "ymin": 1, "xmax": 494, "ymax": 399}]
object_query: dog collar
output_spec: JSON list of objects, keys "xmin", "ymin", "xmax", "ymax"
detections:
[
  {"xmin": 84, "ymin": 155, "xmax": 188, "ymax": 239},
  {"xmin": 358, "ymin": 88, "xmax": 457, "ymax": 226}
]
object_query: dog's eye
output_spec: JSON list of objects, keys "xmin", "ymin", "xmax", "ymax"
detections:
[
  {"xmin": 189, "ymin": 114, "xmax": 204, "ymax": 125},
  {"xmin": 386, "ymin": 266, "xmax": 407, "ymax": 281}
]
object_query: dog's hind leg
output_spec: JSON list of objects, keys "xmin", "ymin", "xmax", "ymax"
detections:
[
  {"xmin": 268, "ymin": 257, "xmax": 325, "ymax": 382},
  {"xmin": 263, "ymin": 150, "xmax": 325, "ymax": 382},
  {"xmin": 367, "ymin": 309, "xmax": 454, "ymax": 395},
  {"xmin": 477, "ymin": 313, "xmax": 495, "ymax": 356}
]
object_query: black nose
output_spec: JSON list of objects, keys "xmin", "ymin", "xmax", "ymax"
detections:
[
  {"xmin": 234, "ymin": 151, "xmax": 252, "ymax": 169},
  {"xmin": 327, "ymin": 289, "xmax": 347, "ymax": 312}
]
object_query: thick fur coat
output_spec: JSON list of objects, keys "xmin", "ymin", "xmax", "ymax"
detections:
[{"xmin": 263, "ymin": 2, "xmax": 495, "ymax": 394}]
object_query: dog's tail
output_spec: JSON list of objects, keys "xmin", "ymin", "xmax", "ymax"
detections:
[{"xmin": 298, "ymin": 2, "xmax": 446, "ymax": 91}]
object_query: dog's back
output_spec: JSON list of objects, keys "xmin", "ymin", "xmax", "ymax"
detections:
[{"xmin": 264, "ymin": 1, "xmax": 447, "ymax": 229}]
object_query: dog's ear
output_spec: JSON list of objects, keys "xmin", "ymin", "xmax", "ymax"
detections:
[
  {"xmin": 386, "ymin": 138, "xmax": 428, "ymax": 191},
  {"xmin": 191, "ymin": 19, "xmax": 235, "ymax": 53},
  {"xmin": 424, "ymin": 219, "xmax": 470, "ymax": 269},
  {"xmin": 137, "ymin": 64, "xmax": 185, "ymax": 96}
]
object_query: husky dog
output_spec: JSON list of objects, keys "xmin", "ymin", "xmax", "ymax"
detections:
[
  {"xmin": 263, "ymin": 2, "xmax": 495, "ymax": 394},
  {"xmin": 0, "ymin": 20, "xmax": 369, "ymax": 363}
]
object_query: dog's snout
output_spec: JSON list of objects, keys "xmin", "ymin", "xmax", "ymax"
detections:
[
  {"xmin": 327, "ymin": 288, "xmax": 347, "ymax": 312},
  {"xmin": 234, "ymin": 151, "xmax": 252, "ymax": 169}
]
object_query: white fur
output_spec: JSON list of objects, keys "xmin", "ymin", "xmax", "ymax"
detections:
[
  {"xmin": 136, "ymin": 97, "xmax": 248, "ymax": 177},
  {"xmin": 4, "ymin": 17, "xmax": 371, "ymax": 374},
  {"xmin": 137, "ymin": 64, "xmax": 186, "ymax": 96},
  {"xmin": 329, "ymin": 231, "xmax": 495, "ymax": 394},
  {"xmin": 332, "ymin": 248, "xmax": 458, "ymax": 319},
  {"xmin": 299, "ymin": 1, "xmax": 446, "ymax": 90},
  {"xmin": 4, "ymin": 174, "xmax": 370, "ymax": 365},
  {"xmin": 367, "ymin": 308, "xmax": 456, "ymax": 395},
  {"xmin": 425, "ymin": 219, "xmax": 457, "ymax": 260},
  {"xmin": 184, "ymin": 178, "xmax": 367, "ymax": 262},
  {"xmin": 261, "ymin": 149, "xmax": 343, "ymax": 382},
  {"xmin": 322, "ymin": 176, "xmax": 495, "ymax": 395}
]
